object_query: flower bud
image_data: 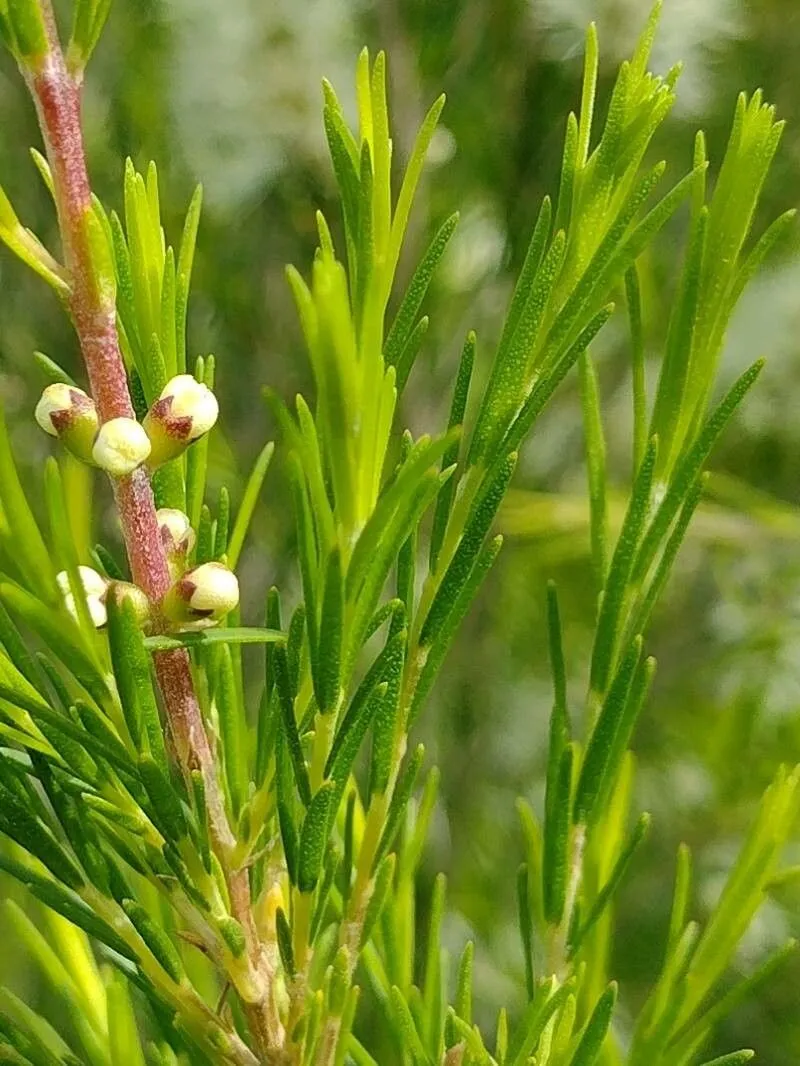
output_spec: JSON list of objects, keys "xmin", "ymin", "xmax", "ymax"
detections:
[
  {"xmin": 63, "ymin": 591, "xmax": 107, "ymax": 628},
  {"xmin": 163, "ymin": 561, "xmax": 239, "ymax": 628},
  {"xmin": 92, "ymin": 417, "xmax": 151, "ymax": 477},
  {"xmin": 57, "ymin": 566, "xmax": 109, "ymax": 628},
  {"xmin": 56, "ymin": 568, "xmax": 152, "ymax": 631},
  {"xmin": 157, "ymin": 508, "xmax": 196, "ymax": 579},
  {"xmin": 106, "ymin": 580, "xmax": 152, "ymax": 627},
  {"xmin": 35, "ymin": 383, "xmax": 100, "ymax": 463},
  {"xmin": 144, "ymin": 375, "xmax": 219, "ymax": 468},
  {"xmin": 157, "ymin": 508, "xmax": 196, "ymax": 554},
  {"xmin": 56, "ymin": 565, "xmax": 108, "ymax": 599}
]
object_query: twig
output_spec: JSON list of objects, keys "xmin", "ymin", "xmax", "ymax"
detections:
[{"xmin": 23, "ymin": 1, "xmax": 281, "ymax": 1055}]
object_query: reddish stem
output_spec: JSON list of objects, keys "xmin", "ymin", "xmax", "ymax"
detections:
[
  {"xmin": 24, "ymin": 3, "xmax": 281, "ymax": 1056},
  {"xmin": 29, "ymin": 21, "xmax": 170, "ymax": 600},
  {"xmin": 114, "ymin": 469, "xmax": 172, "ymax": 598},
  {"xmin": 32, "ymin": 53, "xmax": 131, "ymax": 421},
  {"xmin": 152, "ymin": 645, "xmax": 233, "ymax": 845}
]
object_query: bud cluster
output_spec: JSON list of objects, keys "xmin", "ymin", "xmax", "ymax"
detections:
[
  {"xmin": 34, "ymin": 374, "xmax": 219, "ymax": 479},
  {"xmin": 55, "ymin": 520, "xmax": 239, "ymax": 633},
  {"xmin": 41, "ymin": 376, "xmax": 237, "ymax": 633},
  {"xmin": 156, "ymin": 510, "xmax": 240, "ymax": 629}
]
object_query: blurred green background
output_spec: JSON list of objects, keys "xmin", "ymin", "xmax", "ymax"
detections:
[{"xmin": 2, "ymin": 0, "xmax": 800, "ymax": 1060}]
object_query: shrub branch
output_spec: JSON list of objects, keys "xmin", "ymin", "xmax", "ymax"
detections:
[{"xmin": 20, "ymin": 1, "xmax": 282, "ymax": 1057}]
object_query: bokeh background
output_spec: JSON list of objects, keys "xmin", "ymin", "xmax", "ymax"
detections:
[{"xmin": 2, "ymin": 0, "xmax": 800, "ymax": 1060}]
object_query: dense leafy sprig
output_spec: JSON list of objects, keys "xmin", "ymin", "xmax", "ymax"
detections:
[{"xmin": 0, "ymin": 1, "xmax": 796, "ymax": 1065}]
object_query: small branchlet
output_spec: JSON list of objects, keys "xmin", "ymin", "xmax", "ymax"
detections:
[{"xmin": 0, "ymin": 3, "xmax": 794, "ymax": 1066}]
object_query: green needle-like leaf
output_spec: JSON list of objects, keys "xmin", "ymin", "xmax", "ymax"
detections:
[
  {"xmin": 570, "ymin": 812, "xmax": 651, "ymax": 956},
  {"xmin": 575, "ymin": 636, "xmax": 644, "ymax": 825},
  {"xmin": 633, "ymin": 360, "xmax": 764, "ymax": 588},
  {"xmin": 590, "ymin": 436, "xmax": 657, "ymax": 698},
  {"xmin": 315, "ymin": 547, "xmax": 344, "ymax": 716},
  {"xmin": 298, "ymin": 781, "xmax": 336, "ymax": 892},
  {"xmin": 579, "ymin": 350, "xmax": 608, "ymax": 590},
  {"xmin": 568, "ymin": 983, "xmax": 617, "ymax": 1066},
  {"xmin": 375, "ymin": 743, "xmax": 425, "ymax": 866},
  {"xmin": 0, "ymin": 407, "xmax": 55, "ymax": 600},
  {"xmin": 517, "ymin": 863, "xmax": 535, "ymax": 1000},
  {"xmin": 696, "ymin": 1054, "xmax": 755, "ymax": 1066},
  {"xmin": 122, "ymin": 899, "xmax": 184, "ymax": 984},
  {"xmin": 227, "ymin": 441, "xmax": 274, "ymax": 568},
  {"xmin": 385, "ymin": 212, "xmax": 459, "ymax": 380},
  {"xmin": 361, "ymin": 852, "xmax": 396, "ymax": 948},
  {"xmin": 213, "ymin": 645, "xmax": 249, "ymax": 819},
  {"xmin": 107, "ymin": 595, "xmax": 168, "ymax": 774},
  {"xmin": 506, "ymin": 978, "xmax": 576, "ymax": 1066},
  {"xmin": 274, "ymin": 644, "xmax": 312, "ymax": 807},
  {"xmin": 143, "ymin": 627, "xmax": 284, "ymax": 651},
  {"xmin": 390, "ymin": 985, "xmax": 433, "ymax": 1066},
  {"xmin": 429, "ymin": 332, "xmax": 476, "ymax": 571},
  {"xmin": 543, "ymin": 743, "xmax": 575, "ymax": 925}
]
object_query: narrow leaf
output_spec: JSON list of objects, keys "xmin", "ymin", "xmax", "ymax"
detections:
[{"xmin": 298, "ymin": 781, "xmax": 336, "ymax": 892}]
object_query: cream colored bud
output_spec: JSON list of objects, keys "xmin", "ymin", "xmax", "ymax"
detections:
[
  {"xmin": 92, "ymin": 417, "xmax": 151, "ymax": 477},
  {"xmin": 35, "ymin": 383, "xmax": 99, "ymax": 463},
  {"xmin": 156, "ymin": 508, "xmax": 196, "ymax": 554},
  {"xmin": 56, "ymin": 565, "xmax": 108, "ymax": 599},
  {"xmin": 163, "ymin": 561, "xmax": 239, "ymax": 628},
  {"xmin": 57, "ymin": 567, "xmax": 109, "ymax": 629},
  {"xmin": 36, "ymin": 383, "xmax": 78, "ymax": 436},
  {"xmin": 157, "ymin": 508, "xmax": 196, "ymax": 580},
  {"xmin": 107, "ymin": 581, "xmax": 152, "ymax": 627},
  {"xmin": 63, "ymin": 591, "xmax": 107, "ymax": 628},
  {"xmin": 143, "ymin": 375, "xmax": 219, "ymax": 468},
  {"xmin": 186, "ymin": 562, "xmax": 239, "ymax": 616},
  {"xmin": 161, "ymin": 375, "xmax": 219, "ymax": 438}
]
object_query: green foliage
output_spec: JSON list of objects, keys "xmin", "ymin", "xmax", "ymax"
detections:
[{"xmin": 0, "ymin": 2, "xmax": 796, "ymax": 1065}]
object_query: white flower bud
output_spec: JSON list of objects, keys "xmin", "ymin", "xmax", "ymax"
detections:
[
  {"xmin": 163, "ymin": 561, "xmax": 239, "ymax": 628},
  {"xmin": 56, "ymin": 568, "xmax": 152, "ymax": 630},
  {"xmin": 92, "ymin": 417, "xmax": 151, "ymax": 477},
  {"xmin": 156, "ymin": 508, "xmax": 196, "ymax": 554},
  {"xmin": 157, "ymin": 508, "xmax": 196, "ymax": 579},
  {"xmin": 106, "ymin": 580, "xmax": 152, "ymax": 627},
  {"xmin": 35, "ymin": 383, "xmax": 99, "ymax": 463},
  {"xmin": 187, "ymin": 562, "xmax": 239, "ymax": 614},
  {"xmin": 56, "ymin": 565, "xmax": 108, "ymax": 599},
  {"xmin": 161, "ymin": 375, "xmax": 219, "ymax": 438},
  {"xmin": 63, "ymin": 591, "xmax": 108, "ymax": 628},
  {"xmin": 57, "ymin": 566, "xmax": 109, "ymax": 628},
  {"xmin": 36, "ymin": 384, "xmax": 78, "ymax": 437},
  {"xmin": 143, "ymin": 375, "xmax": 219, "ymax": 468}
]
